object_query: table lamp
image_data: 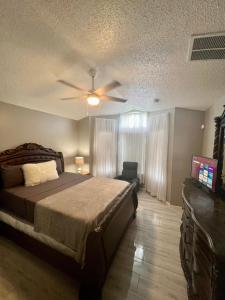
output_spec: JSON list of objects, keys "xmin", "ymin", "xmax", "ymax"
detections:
[{"xmin": 75, "ymin": 156, "xmax": 84, "ymax": 173}]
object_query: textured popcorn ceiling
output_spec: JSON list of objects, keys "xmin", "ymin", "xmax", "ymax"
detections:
[{"xmin": 1, "ymin": 0, "xmax": 225, "ymax": 120}]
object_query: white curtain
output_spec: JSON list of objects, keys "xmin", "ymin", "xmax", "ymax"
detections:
[
  {"xmin": 118, "ymin": 112, "xmax": 147, "ymax": 183},
  {"xmin": 145, "ymin": 113, "xmax": 169, "ymax": 202},
  {"xmin": 93, "ymin": 118, "xmax": 117, "ymax": 177}
]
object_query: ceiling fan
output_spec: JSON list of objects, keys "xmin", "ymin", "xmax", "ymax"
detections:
[{"xmin": 58, "ymin": 68, "xmax": 127, "ymax": 106}]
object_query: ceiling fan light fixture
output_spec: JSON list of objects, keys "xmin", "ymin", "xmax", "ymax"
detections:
[
  {"xmin": 58, "ymin": 69, "xmax": 126, "ymax": 104},
  {"xmin": 87, "ymin": 95, "xmax": 100, "ymax": 106}
]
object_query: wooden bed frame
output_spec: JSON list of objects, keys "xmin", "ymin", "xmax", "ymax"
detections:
[{"xmin": 0, "ymin": 143, "xmax": 138, "ymax": 299}]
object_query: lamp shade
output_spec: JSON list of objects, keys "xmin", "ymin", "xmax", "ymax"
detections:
[{"xmin": 75, "ymin": 156, "xmax": 84, "ymax": 166}]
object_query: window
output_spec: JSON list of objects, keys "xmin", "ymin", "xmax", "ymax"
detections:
[{"xmin": 118, "ymin": 112, "xmax": 147, "ymax": 182}]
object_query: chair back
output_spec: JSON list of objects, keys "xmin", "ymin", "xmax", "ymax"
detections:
[{"xmin": 122, "ymin": 161, "xmax": 138, "ymax": 180}]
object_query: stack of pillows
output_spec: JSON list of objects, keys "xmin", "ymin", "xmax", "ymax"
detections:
[{"xmin": 1, "ymin": 160, "xmax": 59, "ymax": 188}]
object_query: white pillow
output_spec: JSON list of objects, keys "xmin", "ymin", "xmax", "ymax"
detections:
[{"xmin": 22, "ymin": 160, "xmax": 59, "ymax": 187}]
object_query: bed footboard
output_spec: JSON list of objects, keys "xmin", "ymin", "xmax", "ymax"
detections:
[{"xmin": 80, "ymin": 183, "xmax": 137, "ymax": 299}]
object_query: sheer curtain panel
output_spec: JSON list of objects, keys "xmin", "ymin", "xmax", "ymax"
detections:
[
  {"xmin": 93, "ymin": 118, "xmax": 117, "ymax": 177},
  {"xmin": 118, "ymin": 112, "xmax": 147, "ymax": 183},
  {"xmin": 145, "ymin": 113, "xmax": 169, "ymax": 202}
]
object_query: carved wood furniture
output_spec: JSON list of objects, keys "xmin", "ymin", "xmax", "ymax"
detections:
[
  {"xmin": 0, "ymin": 143, "xmax": 138, "ymax": 300},
  {"xmin": 180, "ymin": 179, "xmax": 225, "ymax": 300},
  {"xmin": 213, "ymin": 105, "xmax": 225, "ymax": 195}
]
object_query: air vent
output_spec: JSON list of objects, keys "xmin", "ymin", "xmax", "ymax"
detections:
[{"xmin": 189, "ymin": 33, "xmax": 225, "ymax": 61}]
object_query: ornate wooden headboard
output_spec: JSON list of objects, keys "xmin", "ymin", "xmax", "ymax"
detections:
[{"xmin": 0, "ymin": 143, "xmax": 64, "ymax": 172}]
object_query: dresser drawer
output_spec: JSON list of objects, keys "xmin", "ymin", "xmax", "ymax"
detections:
[
  {"xmin": 193, "ymin": 222, "xmax": 215, "ymax": 265},
  {"xmin": 192, "ymin": 270, "xmax": 212, "ymax": 300},
  {"xmin": 192, "ymin": 220, "xmax": 215, "ymax": 299},
  {"xmin": 193, "ymin": 245, "xmax": 213, "ymax": 278}
]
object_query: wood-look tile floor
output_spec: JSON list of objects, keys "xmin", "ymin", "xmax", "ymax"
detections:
[{"xmin": 0, "ymin": 191, "xmax": 187, "ymax": 300}]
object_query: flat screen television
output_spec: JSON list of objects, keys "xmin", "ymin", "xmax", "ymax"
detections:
[{"xmin": 191, "ymin": 156, "xmax": 218, "ymax": 192}]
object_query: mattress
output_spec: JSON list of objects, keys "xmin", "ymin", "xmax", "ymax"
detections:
[
  {"xmin": 0, "ymin": 172, "xmax": 91, "ymax": 223},
  {"xmin": 0, "ymin": 209, "xmax": 77, "ymax": 259}
]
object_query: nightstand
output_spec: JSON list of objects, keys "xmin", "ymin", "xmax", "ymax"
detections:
[{"xmin": 80, "ymin": 172, "xmax": 90, "ymax": 175}]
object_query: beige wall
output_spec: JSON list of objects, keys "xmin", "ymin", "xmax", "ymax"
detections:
[
  {"xmin": 0, "ymin": 102, "xmax": 77, "ymax": 171},
  {"xmin": 202, "ymin": 96, "xmax": 225, "ymax": 157},
  {"xmin": 170, "ymin": 108, "xmax": 204, "ymax": 206}
]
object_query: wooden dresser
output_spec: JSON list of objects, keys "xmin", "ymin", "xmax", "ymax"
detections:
[{"xmin": 180, "ymin": 179, "xmax": 225, "ymax": 300}]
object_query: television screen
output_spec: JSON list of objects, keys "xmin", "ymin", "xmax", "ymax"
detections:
[{"xmin": 191, "ymin": 156, "xmax": 218, "ymax": 192}]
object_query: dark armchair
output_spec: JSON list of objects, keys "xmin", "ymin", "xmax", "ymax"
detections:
[{"xmin": 115, "ymin": 161, "xmax": 140, "ymax": 192}]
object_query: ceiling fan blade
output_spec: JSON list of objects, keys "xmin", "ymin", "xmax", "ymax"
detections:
[
  {"xmin": 60, "ymin": 97, "xmax": 79, "ymax": 100},
  {"xmin": 95, "ymin": 81, "xmax": 121, "ymax": 95},
  {"xmin": 100, "ymin": 95, "xmax": 127, "ymax": 103},
  {"xmin": 57, "ymin": 80, "xmax": 86, "ymax": 92}
]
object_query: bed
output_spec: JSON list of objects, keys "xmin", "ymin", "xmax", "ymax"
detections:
[{"xmin": 0, "ymin": 143, "xmax": 138, "ymax": 299}]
